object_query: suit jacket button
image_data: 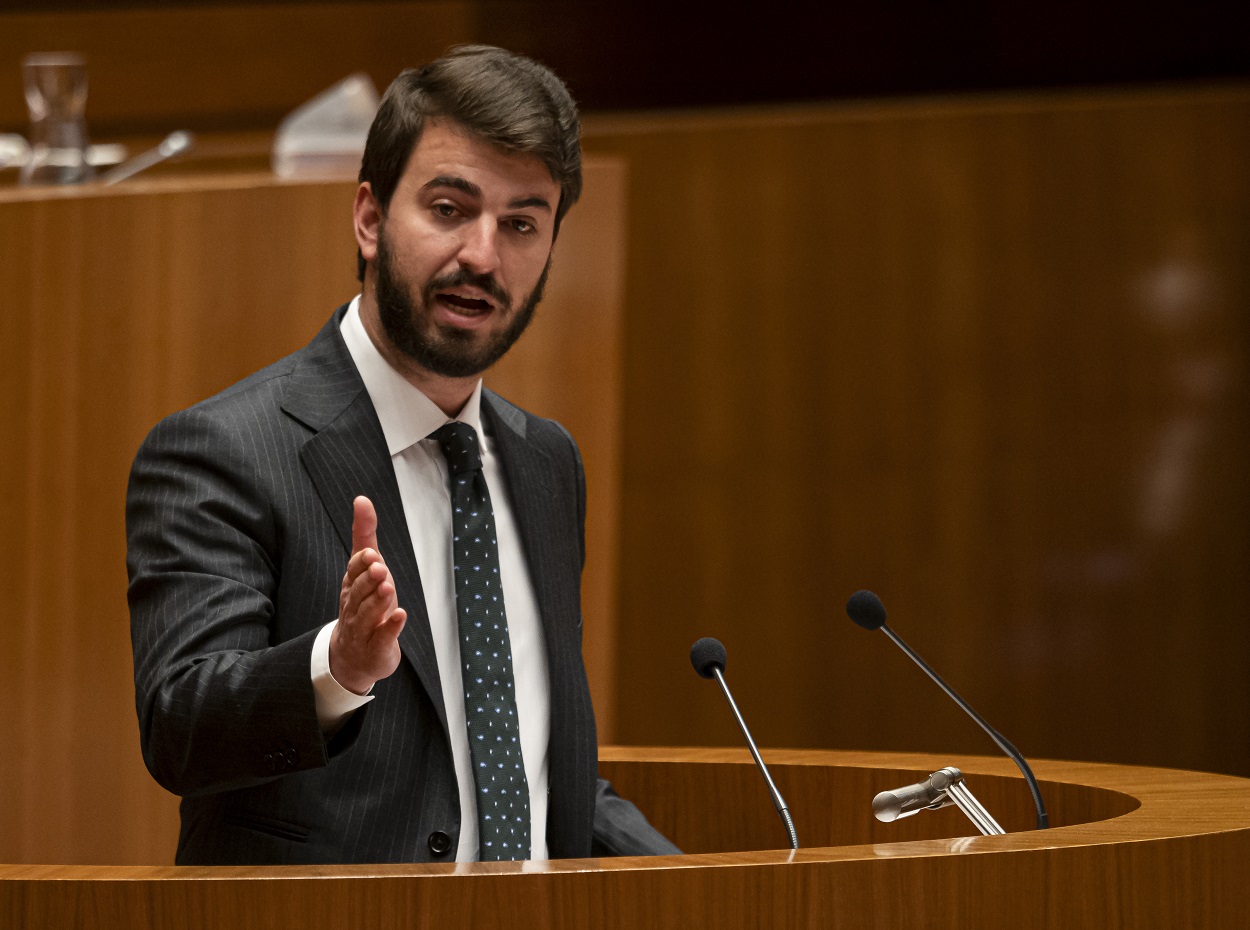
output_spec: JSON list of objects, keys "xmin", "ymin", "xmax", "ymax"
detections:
[
  {"xmin": 263, "ymin": 752, "xmax": 275, "ymax": 771},
  {"xmin": 285, "ymin": 748, "xmax": 299, "ymax": 767},
  {"xmin": 428, "ymin": 831, "xmax": 452, "ymax": 857}
]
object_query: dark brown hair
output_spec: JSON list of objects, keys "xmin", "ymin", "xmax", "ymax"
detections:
[{"xmin": 357, "ymin": 45, "xmax": 582, "ymax": 280}]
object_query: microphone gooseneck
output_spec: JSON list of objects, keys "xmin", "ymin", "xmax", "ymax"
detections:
[
  {"xmin": 689, "ymin": 637, "xmax": 799, "ymax": 849},
  {"xmin": 845, "ymin": 590, "xmax": 1049, "ymax": 830}
]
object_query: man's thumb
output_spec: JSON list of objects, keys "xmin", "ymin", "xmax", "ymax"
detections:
[{"xmin": 351, "ymin": 495, "xmax": 379, "ymax": 554}]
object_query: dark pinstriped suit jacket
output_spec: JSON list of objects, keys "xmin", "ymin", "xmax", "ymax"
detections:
[{"xmin": 127, "ymin": 306, "xmax": 676, "ymax": 864}]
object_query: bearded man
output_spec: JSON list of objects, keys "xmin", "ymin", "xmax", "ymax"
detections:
[{"xmin": 127, "ymin": 45, "xmax": 678, "ymax": 866}]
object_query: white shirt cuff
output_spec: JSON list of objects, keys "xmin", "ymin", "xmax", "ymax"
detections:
[{"xmin": 311, "ymin": 620, "xmax": 374, "ymax": 733}]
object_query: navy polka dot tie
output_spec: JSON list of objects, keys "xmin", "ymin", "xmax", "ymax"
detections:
[{"xmin": 434, "ymin": 422, "xmax": 530, "ymax": 861}]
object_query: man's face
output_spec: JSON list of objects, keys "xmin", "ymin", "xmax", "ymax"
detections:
[{"xmin": 361, "ymin": 119, "xmax": 561, "ymax": 379}]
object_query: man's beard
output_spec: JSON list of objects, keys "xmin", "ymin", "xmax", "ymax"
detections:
[{"xmin": 374, "ymin": 226, "xmax": 549, "ymax": 379}]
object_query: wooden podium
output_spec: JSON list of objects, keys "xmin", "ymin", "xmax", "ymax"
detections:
[{"xmin": 4, "ymin": 747, "xmax": 1248, "ymax": 928}]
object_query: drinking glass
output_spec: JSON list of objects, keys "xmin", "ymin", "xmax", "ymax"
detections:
[{"xmin": 20, "ymin": 52, "xmax": 93, "ymax": 185}]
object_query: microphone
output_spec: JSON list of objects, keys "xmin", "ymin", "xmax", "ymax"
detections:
[
  {"xmin": 873, "ymin": 766, "xmax": 1006, "ymax": 836},
  {"xmin": 872, "ymin": 768, "xmax": 958, "ymax": 822},
  {"xmin": 845, "ymin": 590, "xmax": 1049, "ymax": 830},
  {"xmin": 690, "ymin": 637, "xmax": 799, "ymax": 849}
]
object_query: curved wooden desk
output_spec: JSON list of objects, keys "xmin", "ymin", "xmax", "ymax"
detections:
[{"xmin": 4, "ymin": 747, "xmax": 1247, "ymax": 928}]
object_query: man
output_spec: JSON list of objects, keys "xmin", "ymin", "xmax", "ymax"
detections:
[{"xmin": 127, "ymin": 45, "xmax": 678, "ymax": 865}]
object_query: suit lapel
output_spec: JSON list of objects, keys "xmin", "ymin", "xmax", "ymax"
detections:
[
  {"xmin": 282, "ymin": 310, "xmax": 450, "ymax": 737},
  {"xmin": 482, "ymin": 392, "xmax": 561, "ymax": 634},
  {"xmin": 484, "ymin": 392, "xmax": 597, "ymax": 856}
]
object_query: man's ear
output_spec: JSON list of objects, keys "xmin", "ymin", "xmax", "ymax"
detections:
[{"xmin": 353, "ymin": 182, "xmax": 381, "ymax": 263}]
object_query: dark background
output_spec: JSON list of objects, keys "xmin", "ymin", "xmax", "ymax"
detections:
[{"xmin": 4, "ymin": 0, "xmax": 1249, "ymax": 113}]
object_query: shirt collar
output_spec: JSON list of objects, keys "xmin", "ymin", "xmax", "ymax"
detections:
[{"xmin": 339, "ymin": 295, "xmax": 483, "ymax": 455}]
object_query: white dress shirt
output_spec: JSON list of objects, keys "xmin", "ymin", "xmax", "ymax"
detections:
[{"xmin": 310, "ymin": 296, "xmax": 551, "ymax": 861}]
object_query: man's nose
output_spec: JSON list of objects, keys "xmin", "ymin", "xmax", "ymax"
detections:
[{"xmin": 457, "ymin": 216, "xmax": 501, "ymax": 276}]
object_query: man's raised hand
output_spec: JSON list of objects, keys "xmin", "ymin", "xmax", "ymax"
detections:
[{"xmin": 329, "ymin": 495, "xmax": 407, "ymax": 695}]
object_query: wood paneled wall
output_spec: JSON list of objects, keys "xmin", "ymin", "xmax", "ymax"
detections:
[
  {"xmin": 0, "ymin": 2, "xmax": 475, "ymax": 136},
  {"xmin": 0, "ymin": 175, "xmax": 355, "ymax": 866},
  {"xmin": 583, "ymin": 84, "xmax": 1250, "ymax": 778},
  {"xmin": 0, "ymin": 160, "xmax": 627, "ymax": 865}
]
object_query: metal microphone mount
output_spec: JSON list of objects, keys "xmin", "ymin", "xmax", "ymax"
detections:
[{"xmin": 872, "ymin": 767, "xmax": 1005, "ymax": 836}]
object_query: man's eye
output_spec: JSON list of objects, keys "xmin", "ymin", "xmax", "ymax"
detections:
[
  {"xmin": 510, "ymin": 219, "xmax": 535, "ymax": 235},
  {"xmin": 433, "ymin": 203, "xmax": 457, "ymax": 218}
]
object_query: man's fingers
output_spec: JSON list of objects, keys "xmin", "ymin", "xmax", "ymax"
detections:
[
  {"xmin": 333, "ymin": 496, "xmax": 403, "ymax": 693},
  {"xmin": 373, "ymin": 608, "xmax": 407, "ymax": 655},
  {"xmin": 343, "ymin": 547, "xmax": 383, "ymax": 584},
  {"xmin": 338, "ymin": 547, "xmax": 383, "ymax": 614},
  {"xmin": 351, "ymin": 495, "xmax": 379, "ymax": 555},
  {"xmin": 341, "ymin": 561, "xmax": 391, "ymax": 628}
]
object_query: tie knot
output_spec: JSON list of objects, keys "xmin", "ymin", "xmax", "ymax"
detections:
[{"xmin": 433, "ymin": 421, "xmax": 482, "ymax": 476}]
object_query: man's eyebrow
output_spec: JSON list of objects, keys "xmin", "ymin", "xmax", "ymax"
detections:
[
  {"xmin": 421, "ymin": 177, "xmax": 552, "ymax": 213},
  {"xmin": 508, "ymin": 196, "xmax": 553, "ymax": 213},
  {"xmin": 423, "ymin": 175, "xmax": 481, "ymax": 198}
]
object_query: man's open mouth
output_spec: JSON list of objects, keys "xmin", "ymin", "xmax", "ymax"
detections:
[{"xmin": 438, "ymin": 293, "xmax": 493, "ymax": 316}]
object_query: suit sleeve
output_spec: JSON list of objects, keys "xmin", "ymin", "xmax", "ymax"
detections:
[
  {"xmin": 592, "ymin": 778, "xmax": 683, "ymax": 856},
  {"xmin": 126, "ymin": 405, "xmax": 348, "ymax": 798}
]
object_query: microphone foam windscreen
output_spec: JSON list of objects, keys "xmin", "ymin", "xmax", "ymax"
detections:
[
  {"xmin": 846, "ymin": 590, "xmax": 888, "ymax": 630},
  {"xmin": 689, "ymin": 637, "xmax": 727, "ymax": 678}
]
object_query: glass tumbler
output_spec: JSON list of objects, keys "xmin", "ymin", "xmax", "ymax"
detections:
[{"xmin": 20, "ymin": 52, "xmax": 93, "ymax": 185}]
